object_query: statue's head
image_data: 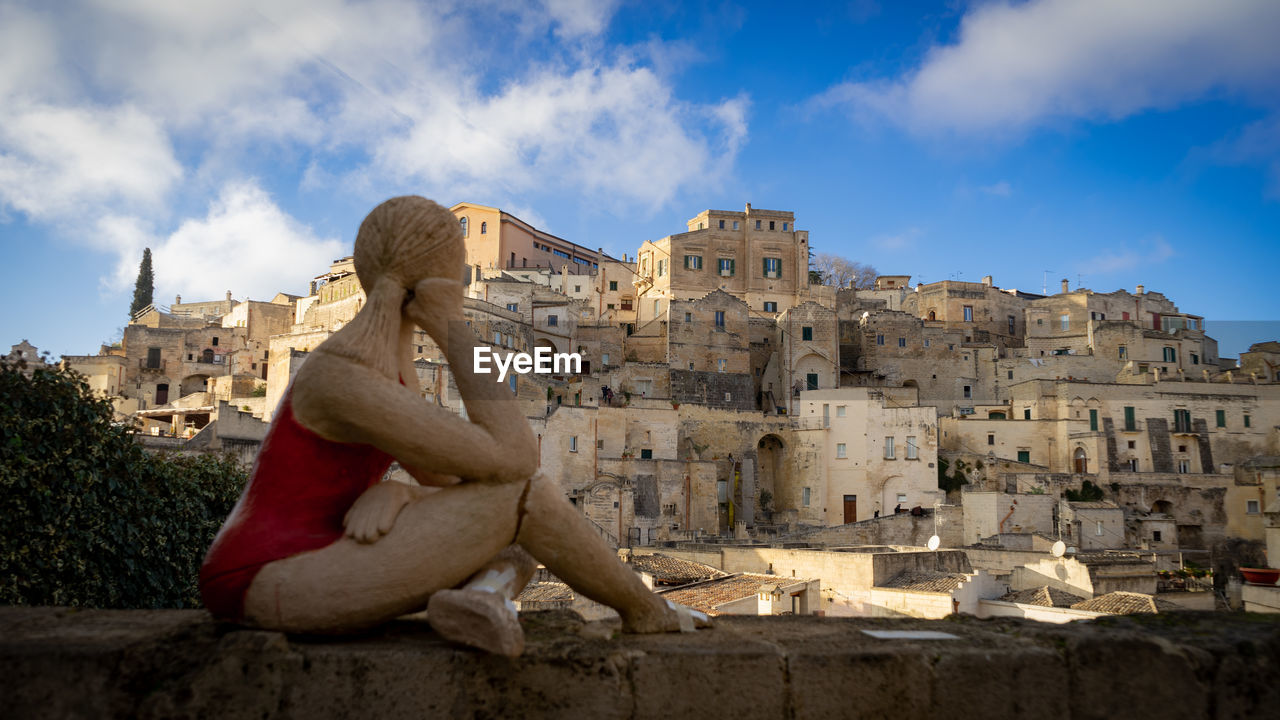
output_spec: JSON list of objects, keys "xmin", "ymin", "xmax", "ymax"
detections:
[{"xmin": 354, "ymin": 196, "xmax": 464, "ymax": 291}]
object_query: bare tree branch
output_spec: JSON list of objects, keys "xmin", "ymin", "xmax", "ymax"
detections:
[{"xmin": 812, "ymin": 252, "xmax": 878, "ymax": 289}]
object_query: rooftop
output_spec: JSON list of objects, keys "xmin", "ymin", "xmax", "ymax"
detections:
[
  {"xmin": 657, "ymin": 573, "xmax": 813, "ymax": 615},
  {"xmin": 879, "ymin": 571, "xmax": 971, "ymax": 593},
  {"xmin": 1000, "ymin": 585, "xmax": 1087, "ymax": 608},
  {"xmin": 1071, "ymin": 591, "xmax": 1180, "ymax": 615},
  {"xmin": 629, "ymin": 553, "xmax": 726, "ymax": 585},
  {"xmin": 516, "ymin": 581, "xmax": 574, "ymax": 604}
]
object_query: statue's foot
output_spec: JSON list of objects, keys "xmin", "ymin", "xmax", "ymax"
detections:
[
  {"xmin": 623, "ymin": 599, "xmax": 712, "ymax": 634},
  {"xmin": 427, "ymin": 588, "xmax": 524, "ymax": 657}
]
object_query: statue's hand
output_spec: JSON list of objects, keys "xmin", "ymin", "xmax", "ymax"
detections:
[
  {"xmin": 343, "ymin": 481, "xmax": 415, "ymax": 544},
  {"xmin": 407, "ymin": 277, "xmax": 465, "ymax": 350}
]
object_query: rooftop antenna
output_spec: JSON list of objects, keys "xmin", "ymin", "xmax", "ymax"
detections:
[{"xmin": 1042, "ymin": 270, "xmax": 1052, "ymax": 295}]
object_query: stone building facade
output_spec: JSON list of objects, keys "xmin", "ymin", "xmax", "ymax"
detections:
[{"xmin": 47, "ymin": 199, "xmax": 1280, "ymax": 562}]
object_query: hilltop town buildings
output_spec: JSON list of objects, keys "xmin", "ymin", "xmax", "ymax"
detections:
[{"xmin": 49, "ymin": 202, "xmax": 1280, "ymax": 614}]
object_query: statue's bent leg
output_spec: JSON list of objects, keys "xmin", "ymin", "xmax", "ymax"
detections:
[{"xmin": 243, "ymin": 479, "xmax": 526, "ymax": 634}]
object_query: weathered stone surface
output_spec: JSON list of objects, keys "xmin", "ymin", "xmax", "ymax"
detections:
[{"xmin": 2, "ymin": 608, "xmax": 1279, "ymax": 719}]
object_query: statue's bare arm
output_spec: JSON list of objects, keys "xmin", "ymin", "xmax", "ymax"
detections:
[{"xmin": 292, "ymin": 279, "xmax": 537, "ymax": 484}]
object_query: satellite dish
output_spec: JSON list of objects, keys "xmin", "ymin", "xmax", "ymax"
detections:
[
  {"xmin": 927, "ymin": 535, "xmax": 941, "ymax": 551},
  {"xmin": 1051, "ymin": 540, "xmax": 1066, "ymax": 558}
]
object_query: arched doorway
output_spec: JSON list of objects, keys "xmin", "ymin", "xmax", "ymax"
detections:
[
  {"xmin": 1073, "ymin": 447, "xmax": 1088, "ymax": 474},
  {"xmin": 757, "ymin": 435, "xmax": 784, "ymax": 515},
  {"xmin": 795, "ymin": 353, "xmax": 828, "ymax": 391},
  {"xmin": 180, "ymin": 374, "xmax": 210, "ymax": 399},
  {"xmin": 927, "ymin": 310, "xmax": 936, "ymax": 320},
  {"xmin": 988, "ymin": 411, "xmax": 1006, "ymax": 419},
  {"xmin": 581, "ymin": 478, "xmax": 629, "ymax": 546},
  {"xmin": 201, "ymin": 348, "xmax": 214, "ymax": 363}
]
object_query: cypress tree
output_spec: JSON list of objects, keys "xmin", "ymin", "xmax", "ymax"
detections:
[{"xmin": 128, "ymin": 248, "xmax": 154, "ymax": 318}]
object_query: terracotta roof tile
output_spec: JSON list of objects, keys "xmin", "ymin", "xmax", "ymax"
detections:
[
  {"xmin": 630, "ymin": 554, "xmax": 726, "ymax": 585},
  {"xmin": 517, "ymin": 581, "xmax": 573, "ymax": 604},
  {"xmin": 657, "ymin": 573, "xmax": 812, "ymax": 616},
  {"xmin": 879, "ymin": 571, "xmax": 970, "ymax": 593},
  {"xmin": 1071, "ymin": 591, "xmax": 1175, "ymax": 614},
  {"xmin": 1000, "ymin": 585, "xmax": 1086, "ymax": 608}
]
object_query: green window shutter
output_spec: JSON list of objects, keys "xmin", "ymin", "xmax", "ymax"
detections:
[
  {"xmin": 1216, "ymin": 409, "xmax": 1225, "ymax": 428},
  {"xmin": 1017, "ymin": 451, "xmax": 1030, "ymax": 463},
  {"xmin": 1089, "ymin": 409, "xmax": 1098, "ymax": 431},
  {"xmin": 730, "ymin": 259, "xmax": 736, "ymax": 276},
  {"xmin": 1124, "ymin": 406, "xmax": 1135, "ymax": 431}
]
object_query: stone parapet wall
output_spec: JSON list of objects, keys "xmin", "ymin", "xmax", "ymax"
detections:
[{"xmin": 4, "ymin": 607, "xmax": 1277, "ymax": 719}]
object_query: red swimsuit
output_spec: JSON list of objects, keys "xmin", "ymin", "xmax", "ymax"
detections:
[{"xmin": 199, "ymin": 391, "xmax": 394, "ymax": 622}]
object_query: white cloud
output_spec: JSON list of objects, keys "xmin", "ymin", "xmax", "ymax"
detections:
[
  {"xmin": 1197, "ymin": 113, "xmax": 1280, "ymax": 200},
  {"xmin": 0, "ymin": 4, "xmax": 63, "ymax": 99},
  {"xmin": 1086, "ymin": 235, "xmax": 1175, "ymax": 274},
  {"xmin": 979, "ymin": 181, "xmax": 1012, "ymax": 197},
  {"xmin": 145, "ymin": 182, "xmax": 344, "ymax": 300},
  {"xmin": 0, "ymin": 0, "xmax": 745, "ymax": 304},
  {"xmin": 818, "ymin": 0, "xmax": 1280, "ymax": 134},
  {"xmin": 871, "ymin": 227, "xmax": 922, "ymax": 251},
  {"xmin": 542, "ymin": 0, "xmax": 621, "ymax": 38},
  {"xmin": 371, "ymin": 64, "xmax": 747, "ymax": 209},
  {"xmin": 0, "ymin": 100, "xmax": 181, "ymax": 221}
]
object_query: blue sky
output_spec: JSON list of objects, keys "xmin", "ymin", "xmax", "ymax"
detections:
[{"xmin": 2, "ymin": 0, "xmax": 1278, "ymax": 359}]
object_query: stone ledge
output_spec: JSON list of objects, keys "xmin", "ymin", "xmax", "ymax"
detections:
[{"xmin": 1, "ymin": 607, "xmax": 1278, "ymax": 719}]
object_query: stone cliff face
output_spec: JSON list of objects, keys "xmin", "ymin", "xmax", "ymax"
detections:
[{"xmin": 2, "ymin": 607, "xmax": 1278, "ymax": 719}]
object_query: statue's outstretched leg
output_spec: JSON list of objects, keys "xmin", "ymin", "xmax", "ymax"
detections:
[
  {"xmin": 513, "ymin": 472, "xmax": 708, "ymax": 634},
  {"xmin": 426, "ymin": 545, "xmax": 536, "ymax": 657}
]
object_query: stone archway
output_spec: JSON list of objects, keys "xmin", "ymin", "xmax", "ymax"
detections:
[
  {"xmin": 757, "ymin": 434, "xmax": 785, "ymax": 516},
  {"xmin": 180, "ymin": 374, "xmax": 211, "ymax": 399},
  {"xmin": 1073, "ymin": 447, "xmax": 1088, "ymax": 474},
  {"xmin": 580, "ymin": 476, "xmax": 632, "ymax": 547},
  {"xmin": 795, "ymin": 353, "xmax": 828, "ymax": 391}
]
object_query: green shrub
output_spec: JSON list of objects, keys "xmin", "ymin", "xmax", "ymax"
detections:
[
  {"xmin": 0, "ymin": 359, "xmax": 245, "ymax": 608},
  {"xmin": 937, "ymin": 458, "xmax": 969, "ymax": 494},
  {"xmin": 1064, "ymin": 479, "xmax": 1105, "ymax": 502}
]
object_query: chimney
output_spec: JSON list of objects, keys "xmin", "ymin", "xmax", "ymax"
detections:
[
  {"xmin": 1136, "ymin": 284, "xmax": 1145, "ymax": 295},
  {"xmin": 745, "ymin": 202, "xmax": 752, "ymax": 212},
  {"xmin": 175, "ymin": 294, "xmax": 181, "ymax": 305},
  {"xmin": 1060, "ymin": 278, "xmax": 1069, "ymax": 293},
  {"xmin": 982, "ymin": 275, "xmax": 993, "ymax": 287},
  {"xmin": 226, "ymin": 290, "xmax": 233, "ymax": 302}
]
